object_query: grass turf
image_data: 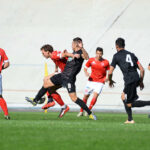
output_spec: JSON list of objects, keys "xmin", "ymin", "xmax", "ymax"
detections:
[{"xmin": 0, "ymin": 112, "xmax": 150, "ymax": 150}]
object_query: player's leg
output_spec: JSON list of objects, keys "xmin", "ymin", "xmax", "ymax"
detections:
[
  {"xmin": 78, "ymin": 81, "xmax": 92, "ymax": 117},
  {"xmin": 42, "ymin": 86, "xmax": 60, "ymax": 109},
  {"xmin": 88, "ymin": 82, "xmax": 104, "ymax": 110},
  {"xmin": 65, "ymin": 81, "xmax": 96, "ymax": 120},
  {"xmin": 0, "ymin": 75, "xmax": 10, "ymax": 120},
  {"xmin": 68, "ymin": 92, "xmax": 97, "ymax": 120},
  {"xmin": 127, "ymin": 81, "xmax": 150, "ymax": 107},
  {"xmin": 77, "ymin": 94, "xmax": 89, "ymax": 117},
  {"xmin": 88, "ymin": 92, "xmax": 99, "ymax": 110},
  {"xmin": 25, "ymin": 74, "xmax": 61, "ymax": 105},
  {"xmin": 121, "ymin": 92, "xmax": 133, "ymax": 123}
]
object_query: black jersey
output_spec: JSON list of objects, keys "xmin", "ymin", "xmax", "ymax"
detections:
[
  {"xmin": 111, "ymin": 50, "xmax": 140, "ymax": 85},
  {"xmin": 62, "ymin": 50, "xmax": 84, "ymax": 82}
]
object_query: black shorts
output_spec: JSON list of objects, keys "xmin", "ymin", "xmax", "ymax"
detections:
[
  {"xmin": 123, "ymin": 81, "xmax": 139, "ymax": 104},
  {"xmin": 50, "ymin": 73, "xmax": 76, "ymax": 93}
]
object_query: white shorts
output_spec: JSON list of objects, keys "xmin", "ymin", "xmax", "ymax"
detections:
[
  {"xmin": 0, "ymin": 74, "xmax": 2, "ymax": 95},
  {"xmin": 84, "ymin": 81, "xmax": 104, "ymax": 95}
]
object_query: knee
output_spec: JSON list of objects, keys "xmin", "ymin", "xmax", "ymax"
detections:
[
  {"xmin": 127, "ymin": 103, "xmax": 132, "ymax": 108},
  {"xmin": 70, "ymin": 95, "xmax": 77, "ymax": 102}
]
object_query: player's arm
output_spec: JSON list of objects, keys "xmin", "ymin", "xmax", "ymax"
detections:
[
  {"xmin": 55, "ymin": 64, "xmax": 58, "ymax": 73},
  {"xmin": 137, "ymin": 62, "xmax": 145, "ymax": 90},
  {"xmin": 76, "ymin": 41, "xmax": 89, "ymax": 60},
  {"xmin": 2, "ymin": 51, "xmax": 9, "ymax": 70},
  {"xmin": 84, "ymin": 59, "xmax": 91, "ymax": 77},
  {"xmin": 2, "ymin": 61, "xmax": 10, "ymax": 70},
  {"xmin": 62, "ymin": 50, "xmax": 80, "ymax": 59},
  {"xmin": 84, "ymin": 67, "xmax": 90, "ymax": 77},
  {"xmin": 61, "ymin": 50, "xmax": 74, "ymax": 58},
  {"xmin": 108, "ymin": 66, "xmax": 116, "ymax": 88}
]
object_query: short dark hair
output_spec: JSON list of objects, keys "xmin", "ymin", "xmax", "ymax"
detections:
[
  {"xmin": 73, "ymin": 37, "xmax": 82, "ymax": 43},
  {"xmin": 96, "ymin": 47, "xmax": 103, "ymax": 54},
  {"xmin": 115, "ymin": 38, "xmax": 125, "ymax": 48},
  {"xmin": 40, "ymin": 44, "xmax": 53, "ymax": 53}
]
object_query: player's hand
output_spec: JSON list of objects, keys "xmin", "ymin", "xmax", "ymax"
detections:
[
  {"xmin": 109, "ymin": 80, "xmax": 116, "ymax": 88},
  {"xmin": 139, "ymin": 81, "xmax": 144, "ymax": 90},
  {"xmin": 73, "ymin": 54, "xmax": 80, "ymax": 59}
]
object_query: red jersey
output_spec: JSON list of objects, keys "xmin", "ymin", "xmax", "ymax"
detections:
[
  {"xmin": 0, "ymin": 48, "xmax": 9, "ymax": 73},
  {"xmin": 85, "ymin": 57, "xmax": 110, "ymax": 83},
  {"xmin": 51, "ymin": 51, "xmax": 67, "ymax": 72}
]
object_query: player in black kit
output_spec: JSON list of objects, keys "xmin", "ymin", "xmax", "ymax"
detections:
[
  {"xmin": 26, "ymin": 37, "xmax": 97, "ymax": 120},
  {"xmin": 108, "ymin": 37, "xmax": 150, "ymax": 123}
]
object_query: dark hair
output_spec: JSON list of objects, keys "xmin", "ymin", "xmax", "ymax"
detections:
[
  {"xmin": 73, "ymin": 37, "xmax": 82, "ymax": 43},
  {"xmin": 96, "ymin": 47, "xmax": 103, "ymax": 54},
  {"xmin": 115, "ymin": 38, "xmax": 125, "ymax": 48},
  {"xmin": 40, "ymin": 44, "xmax": 53, "ymax": 53}
]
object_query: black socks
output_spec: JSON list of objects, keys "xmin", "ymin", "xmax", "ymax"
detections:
[
  {"xmin": 123, "ymin": 100, "xmax": 133, "ymax": 121},
  {"xmin": 75, "ymin": 98, "xmax": 92, "ymax": 115},
  {"xmin": 34, "ymin": 86, "xmax": 48, "ymax": 102}
]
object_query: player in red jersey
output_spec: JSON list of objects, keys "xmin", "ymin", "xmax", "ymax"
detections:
[
  {"xmin": 77, "ymin": 47, "xmax": 110, "ymax": 117},
  {"xmin": 0, "ymin": 48, "xmax": 10, "ymax": 120},
  {"xmin": 26, "ymin": 44, "xmax": 69, "ymax": 117}
]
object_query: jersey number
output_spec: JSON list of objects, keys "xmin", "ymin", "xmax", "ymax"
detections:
[{"xmin": 126, "ymin": 54, "xmax": 133, "ymax": 66}]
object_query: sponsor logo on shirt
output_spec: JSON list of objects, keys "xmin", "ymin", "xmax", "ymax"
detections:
[{"xmin": 68, "ymin": 57, "xmax": 73, "ymax": 62}]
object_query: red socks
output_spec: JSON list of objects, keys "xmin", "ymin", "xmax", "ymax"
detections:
[
  {"xmin": 51, "ymin": 92, "xmax": 64, "ymax": 106},
  {"xmin": 0, "ymin": 98, "xmax": 8, "ymax": 116},
  {"xmin": 89, "ymin": 97, "xmax": 97, "ymax": 110},
  {"xmin": 80, "ymin": 98, "xmax": 87, "ymax": 112}
]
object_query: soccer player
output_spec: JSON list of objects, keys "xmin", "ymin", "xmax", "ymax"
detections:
[
  {"xmin": 108, "ymin": 37, "xmax": 150, "ymax": 124},
  {"xmin": 0, "ymin": 48, "xmax": 10, "ymax": 120},
  {"xmin": 26, "ymin": 44, "xmax": 69, "ymax": 117},
  {"xmin": 77, "ymin": 47, "xmax": 110, "ymax": 117},
  {"xmin": 40, "ymin": 44, "xmax": 68, "ymax": 111},
  {"xmin": 26, "ymin": 37, "xmax": 97, "ymax": 120}
]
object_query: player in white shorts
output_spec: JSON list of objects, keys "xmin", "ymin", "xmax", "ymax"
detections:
[{"xmin": 77, "ymin": 47, "xmax": 110, "ymax": 116}]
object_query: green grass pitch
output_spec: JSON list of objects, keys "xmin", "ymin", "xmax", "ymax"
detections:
[{"xmin": 0, "ymin": 112, "xmax": 150, "ymax": 150}]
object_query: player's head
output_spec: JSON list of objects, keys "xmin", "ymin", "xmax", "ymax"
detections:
[
  {"xmin": 40, "ymin": 44, "xmax": 53, "ymax": 58},
  {"xmin": 72, "ymin": 37, "xmax": 82, "ymax": 51},
  {"xmin": 96, "ymin": 47, "xmax": 103, "ymax": 60},
  {"xmin": 115, "ymin": 38, "xmax": 125, "ymax": 51}
]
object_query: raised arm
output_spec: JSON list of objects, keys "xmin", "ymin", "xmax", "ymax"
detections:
[
  {"xmin": 137, "ymin": 62, "xmax": 145, "ymax": 90},
  {"xmin": 77, "ymin": 42, "xmax": 89, "ymax": 60}
]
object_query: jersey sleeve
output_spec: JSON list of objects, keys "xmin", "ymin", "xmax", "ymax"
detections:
[
  {"xmin": 85, "ymin": 58, "xmax": 92, "ymax": 68},
  {"xmin": 51, "ymin": 51, "xmax": 62, "ymax": 60},
  {"xmin": 111, "ymin": 55, "xmax": 117, "ymax": 68},
  {"xmin": 132, "ymin": 53, "xmax": 140, "ymax": 65}
]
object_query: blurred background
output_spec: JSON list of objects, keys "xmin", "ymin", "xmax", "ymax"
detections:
[{"xmin": 0, "ymin": 0, "xmax": 150, "ymax": 112}]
